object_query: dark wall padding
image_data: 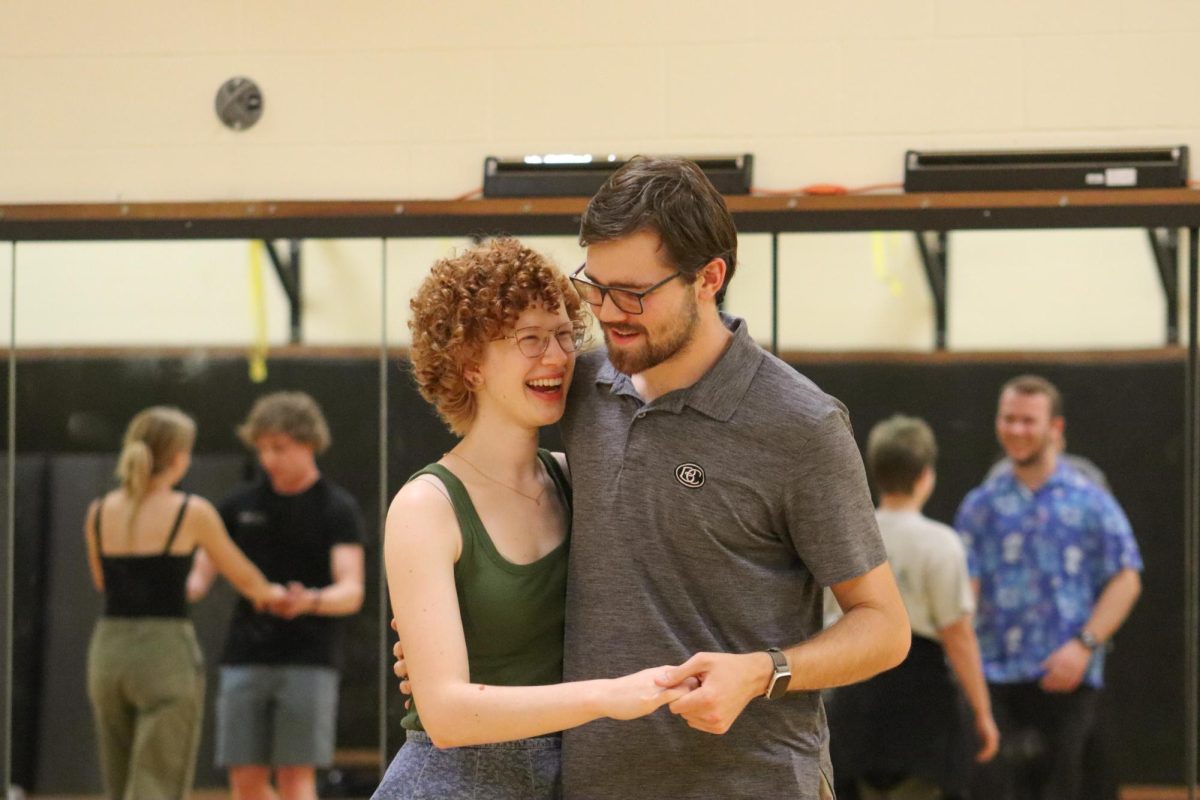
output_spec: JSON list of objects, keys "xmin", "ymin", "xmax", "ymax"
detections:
[
  {"xmin": 0, "ymin": 455, "xmax": 49, "ymax": 790},
  {"xmin": 13, "ymin": 352, "xmax": 1189, "ymax": 788},
  {"xmin": 385, "ymin": 353, "xmax": 1186, "ymax": 784},
  {"xmin": 34, "ymin": 455, "xmax": 115, "ymax": 792},
  {"xmin": 795, "ymin": 357, "xmax": 1184, "ymax": 786}
]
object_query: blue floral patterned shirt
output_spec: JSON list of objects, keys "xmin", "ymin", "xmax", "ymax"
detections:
[{"xmin": 954, "ymin": 460, "xmax": 1142, "ymax": 688}]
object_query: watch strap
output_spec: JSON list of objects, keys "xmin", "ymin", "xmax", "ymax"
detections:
[{"xmin": 764, "ymin": 647, "xmax": 791, "ymax": 700}]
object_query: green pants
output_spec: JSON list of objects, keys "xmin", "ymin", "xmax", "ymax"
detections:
[{"xmin": 87, "ymin": 618, "xmax": 205, "ymax": 800}]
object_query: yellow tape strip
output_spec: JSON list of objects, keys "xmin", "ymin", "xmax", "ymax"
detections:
[
  {"xmin": 870, "ymin": 232, "xmax": 904, "ymax": 297},
  {"xmin": 247, "ymin": 241, "xmax": 268, "ymax": 382}
]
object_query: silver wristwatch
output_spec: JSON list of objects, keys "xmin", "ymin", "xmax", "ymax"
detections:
[{"xmin": 764, "ymin": 647, "xmax": 791, "ymax": 700}]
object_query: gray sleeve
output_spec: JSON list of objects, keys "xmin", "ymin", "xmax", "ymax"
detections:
[
  {"xmin": 783, "ymin": 405, "xmax": 887, "ymax": 587},
  {"xmin": 926, "ymin": 534, "xmax": 975, "ymax": 630}
]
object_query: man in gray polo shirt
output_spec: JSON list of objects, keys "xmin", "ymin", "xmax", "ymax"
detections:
[{"xmin": 558, "ymin": 157, "xmax": 911, "ymax": 799}]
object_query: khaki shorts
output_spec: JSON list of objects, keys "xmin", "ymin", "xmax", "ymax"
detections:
[{"xmin": 215, "ymin": 664, "xmax": 339, "ymax": 767}]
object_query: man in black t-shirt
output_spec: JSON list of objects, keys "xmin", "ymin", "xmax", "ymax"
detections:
[{"xmin": 189, "ymin": 391, "xmax": 365, "ymax": 800}]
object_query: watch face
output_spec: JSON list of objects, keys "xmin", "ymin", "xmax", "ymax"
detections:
[
  {"xmin": 765, "ymin": 648, "xmax": 791, "ymax": 699},
  {"xmin": 767, "ymin": 672, "xmax": 791, "ymax": 700}
]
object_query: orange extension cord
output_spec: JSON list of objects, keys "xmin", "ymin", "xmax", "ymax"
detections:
[{"xmin": 751, "ymin": 182, "xmax": 903, "ymax": 197}]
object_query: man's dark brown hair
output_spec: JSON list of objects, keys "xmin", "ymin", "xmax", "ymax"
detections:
[{"xmin": 579, "ymin": 156, "xmax": 738, "ymax": 303}]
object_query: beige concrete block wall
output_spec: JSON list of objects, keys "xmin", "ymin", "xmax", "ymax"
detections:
[{"xmin": 2, "ymin": 0, "xmax": 1197, "ymax": 349}]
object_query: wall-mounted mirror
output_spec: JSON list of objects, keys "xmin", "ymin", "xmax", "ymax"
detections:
[
  {"xmin": 10, "ymin": 238, "xmax": 384, "ymax": 796},
  {"xmin": 0, "ymin": 243, "xmax": 13, "ymax": 789},
  {"xmin": 1, "ymin": 211, "xmax": 1194, "ymax": 799}
]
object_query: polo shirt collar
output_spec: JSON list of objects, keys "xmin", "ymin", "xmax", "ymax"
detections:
[{"xmin": 595, "ymin": 314, "xmax": 764, "ymax": 421}]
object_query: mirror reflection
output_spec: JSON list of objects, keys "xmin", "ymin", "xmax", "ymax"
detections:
[
  {"xmin": 2, "ymin": 220, "xmax": 1190, "ymax": 799},
  {"xmin": 0, "ymin": 244, "xmax": 13, "ymax": 793},
  {"xmin": 779, "ymin": 229, "xmax": 1181, "ymax": 796},
  {"xmin": 11, "ymin": 239, "xmax": 383, "ymax": 797}
]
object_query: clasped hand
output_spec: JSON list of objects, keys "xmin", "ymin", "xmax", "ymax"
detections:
[
  {"xmin": 390, "ymin": 622, "xmax": 760, "ymax": 734},
  {"xmin": 255, "ymin": 581, "xmax": 317, "ymax": 619},
  {"xmin": 653, "ymin": 651, "xmax": 773, "ymax": 735}
]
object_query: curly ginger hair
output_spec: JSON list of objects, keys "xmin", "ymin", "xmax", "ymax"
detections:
[{"xmin": 408, "ymin": 238, "xmax": 586, "ymax": 436}]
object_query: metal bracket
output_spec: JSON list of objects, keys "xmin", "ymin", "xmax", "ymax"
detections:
[
  {"xmin": 912, "ymin": 229, "xmax": 1180, "ymax": 348},
  {"xmin": 770, "ymin": 232, "xmax": 779, "ymax": 355},
  {"xmin": 261, "ymin": 239, "xmax": 302, "ymax": 344},
  {"xmin": 914, "ymin": 231, "xmax": 948, "ymax": 349},
  {"xmin": 1147, "ymin": 228, "xmax": 1179, "ymax": 343}
]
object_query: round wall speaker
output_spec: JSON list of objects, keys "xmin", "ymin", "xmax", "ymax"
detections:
[{"xmin": 215, "ymin": 76, "xmax": 264, "ymax": 131}]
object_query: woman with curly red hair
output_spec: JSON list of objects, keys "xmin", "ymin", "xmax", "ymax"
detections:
[{"xmin": 374, "ymin": 238, "xmax": 688, "ymax": 800}]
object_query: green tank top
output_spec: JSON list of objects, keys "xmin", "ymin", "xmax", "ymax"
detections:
[{"xmin": 401, "ymin": 449, "xmax": 571, "ymax": 732}]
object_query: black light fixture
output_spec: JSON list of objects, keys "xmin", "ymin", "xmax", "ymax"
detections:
[
  {"xmin": 904, "ymin": 146, "xmax": 1189, "ymax": 192},
  {"xmin": 482, "ymin": 153, "xmax": 754, "ymax": 197}
]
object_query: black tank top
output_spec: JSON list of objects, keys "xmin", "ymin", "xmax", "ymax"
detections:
[{"xmin": 96, "ymin": 494, "xmax": 195, "ymax": 618}]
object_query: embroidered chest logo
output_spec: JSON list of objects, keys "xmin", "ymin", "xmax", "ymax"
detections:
[{"xmin": 675, "ymin": 463, "xmax": 706, "ymax": 489}]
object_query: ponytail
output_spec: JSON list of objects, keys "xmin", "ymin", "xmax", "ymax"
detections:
[
  {"xmin": 116, "ymin": 440, "xmax": 153, "ymax": 502},
  {"xmin": 113, "ymin": 407, "xmax": 197, "ymax": 533}
]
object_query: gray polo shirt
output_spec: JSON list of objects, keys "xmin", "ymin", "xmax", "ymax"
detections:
[{"xmin": 560, "ymin": 315, "xmax": 886, "ymax": 799}]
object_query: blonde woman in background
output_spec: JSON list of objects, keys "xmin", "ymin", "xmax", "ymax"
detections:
[{"xmin": 85, "ymin": 406, "xmax": 284, "ymax": 800}]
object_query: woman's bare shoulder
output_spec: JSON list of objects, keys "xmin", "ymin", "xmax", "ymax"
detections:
[{"xmin": 387, "ymin": 473, "xmax": 460, "ymax": 550}]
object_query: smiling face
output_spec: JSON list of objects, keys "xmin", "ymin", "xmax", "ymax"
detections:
[
  {"xmin": 467, "ymin": 302, "xmax": 577, "ymax": 431},
  {"xmin": 996, "ymin": 388, "xmax": 1062, "ymax": 468},
  {"xmin": 582, "ymin": 229, "xmax": 700, "ymax": 376}
]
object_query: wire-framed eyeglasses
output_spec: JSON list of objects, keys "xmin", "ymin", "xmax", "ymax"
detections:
[
  {"xmin": 496, "ymin": 326, "xmax": 585, "ymax": 358},
  {"xmin": 570, "ymin": 263, "xmax": 684, "ymax": 315}
]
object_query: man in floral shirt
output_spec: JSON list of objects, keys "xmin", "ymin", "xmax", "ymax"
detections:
[{"xmin": 955, "ymin": 374, "xmax": 1142, "ymax": 800}]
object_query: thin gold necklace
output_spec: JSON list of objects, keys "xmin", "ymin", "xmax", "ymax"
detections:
[{"xmin": 446, "ymin": 451, "xmax": 546, "ymax": 506}]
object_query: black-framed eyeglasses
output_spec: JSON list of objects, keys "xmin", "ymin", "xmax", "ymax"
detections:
[
  {"xmin": 496, "ymin": 326, "xmax": 584, "ymax": 358},
  {"xmin": 570, "ymin": 263, "xmax": 684, "ymax": 315}
]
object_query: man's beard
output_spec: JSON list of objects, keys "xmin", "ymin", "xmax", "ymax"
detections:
[
  {"xmin": 603, "ymin": 294, "xmax": 700, "ymax": 376},
  {"xmin": 1010, "ymin": 434, "xmax": 1053, "ymax": 468}
]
